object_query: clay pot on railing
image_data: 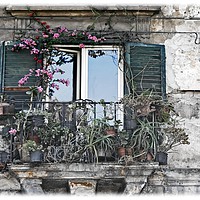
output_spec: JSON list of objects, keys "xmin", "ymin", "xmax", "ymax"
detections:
[{"xmin": 105, "ymin": 126, "xmax": 117, "ymax": 136}]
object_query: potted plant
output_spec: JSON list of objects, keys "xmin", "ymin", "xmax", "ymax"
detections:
[
  {"xmin": 120, "ymin": 90, "xmax": 157, "ymax": 117},
  {"xmin": 77, "ymin": 118, "xmax": 116, "ymax": 163},
  {"xmin": 129, "ymin": 117, "xmax": 159, "ymax": 162},
  {"xmin": 156, "ymin": 125, "xmax": 190, "ymax": 165},
  {"xmin": 22, "ymin": 140, "xmax": 43, "ymax": 163},
  {"xmin": 117, "ymin": 130, "xmax": 130, "ymax": 158}
]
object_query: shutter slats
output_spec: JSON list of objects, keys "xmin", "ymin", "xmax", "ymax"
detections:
[
  {"xmin": 0, "ymin": 44, "xmax": 3, "ymax": 93},
  {"xmin": 126, "ymin": 43, "xmax": 166, "ymax": 98},
  {"xmin": 3, "ymin": 44, "xmax": 37, "ymax": 107}
]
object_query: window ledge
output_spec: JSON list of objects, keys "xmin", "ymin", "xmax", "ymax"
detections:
[{"xmin": 6, "ymin": 6, "xmax": 161, "ymax": 17}]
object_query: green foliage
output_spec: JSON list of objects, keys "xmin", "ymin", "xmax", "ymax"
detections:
[
  {"xmin": 23, "ymin": 140, "xmax": 43, "ymax": 152},
  {"xmin": 130, "ymin": 118, "xmax": 159, "ymax": 157}
]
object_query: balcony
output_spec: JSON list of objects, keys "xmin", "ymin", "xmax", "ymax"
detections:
[
  {"xmin": 0, "ymin": 99, "xmax": 134, "ymax": 165},
  {"xmin": 0, "ymin": 96, "xmax": 191, "ymax": 195},
  {"xmin": 0, "ymin": 95, "xmax": 189, "ymax": 168}
]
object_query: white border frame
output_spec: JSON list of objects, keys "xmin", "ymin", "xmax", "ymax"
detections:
[
  {"xmin": 53, "ymin": 44, "xmax": 124, "ymax": 101},
  {"xmin": 53, "ymin": 45, "xmax": 81, "ymax": 99},
  {"xmin": 81, "ymin": 45, "xmax": 124, "ymax": 101}
]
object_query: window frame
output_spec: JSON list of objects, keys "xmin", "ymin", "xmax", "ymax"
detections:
[{"xmin": 53, "ymin": 44, "xmax": 124, "ymax": 101}]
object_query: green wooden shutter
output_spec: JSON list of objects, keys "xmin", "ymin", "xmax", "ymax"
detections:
[
  {"xmin": 0, "ymin": 42, "xmax": 37, "ymax": 103},
  {"xmin": 0, "ymin": 42, "xmax": 4, "ymax": 93},
  {"xmin": 125, "ymin": 43, "xmax": 166, "ymax": 98}
]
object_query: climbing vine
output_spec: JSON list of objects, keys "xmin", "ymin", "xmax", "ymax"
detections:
[{"xmin": 12, "ymin": 11, "xmax": 106, "ymax": 100}]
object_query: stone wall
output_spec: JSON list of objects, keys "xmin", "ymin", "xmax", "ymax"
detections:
[{"xmin": 1, "ymin": 163, "xmax": 200, "ymax": 195}]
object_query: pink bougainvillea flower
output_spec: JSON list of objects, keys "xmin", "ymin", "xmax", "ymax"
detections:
[
  {"xmin": 92, "ymin": 36, "xmax": 98, "ymax": 42},
  {"xmin": 53, "ymin": 33, "xmax": 60, "ymax": 38},
  {"xmin": 51, "ymin": 83, "xmax": 59, "ymax": 90},
  {"xmin": 79, "ymin": 43, "xmax": 85, "ymax": 48},
  {"xmin": 18, "ymin": 69, "xmax": 33, "ymax": 86},
  {"xmin": 65, "ymin": 79, "xmax": 70, "ymax": 86},
  {"xmin": 18, "ymin": 76, "xmax": 28, "ymax": 86},
  {"xmin": 88, "ymin": 35, "xmax": 98, "ymax": 42},
  {"xmin": 58, "ymin": 26, "xmax": 67, "ymax": 33},
  {"xmin": 19, "ymin": 43, "xmax": 26, "ymax": 49},
  {"xmin": 46, "ymin": 71, "xmax": 53, "ymax": 80},
  {"xmin": 35, "ymin": 69, "xmax": 41, "ymax": 77},
  {"xmin": 31, "ymin": 48, "xmax": 40, "ymax": 54},
  {"xmin": 55, "ymin": 85, "xmax": 59, "ymax": 90},
  {"xmin": 71, "ymin": 30, "xmax": 77, "ymax": 36},
  {"xmin": 59, "ymin": 79, "xmax": 70, "ymax": 86},
  {"xmin": 42, "ymin": 33, "xmax": 49, "ymax": 38},
  {"xmin": 37, "ymin": 86, "xmax": 43, "ymax": 93},
  {"xmin": 9, "ymin": 128, "xmax": 17, "ymax": 135},
  {"xmin": 49, "ymin": 29, "xmax": 54, "ymax": 34}
]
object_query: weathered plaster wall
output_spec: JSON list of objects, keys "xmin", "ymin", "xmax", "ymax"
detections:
[
  {"xmin": 0, "ymin": 7, "xmax": 13, "ymax": 41},
  {"xmin": 160, "ymin": 5, "xmax": 200, "ymax": 168}
]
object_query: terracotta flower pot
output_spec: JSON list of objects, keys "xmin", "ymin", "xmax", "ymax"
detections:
[
  {"xmin": 118, "ymin": 147, "xmax": 126, "ymax": 157},
  {"xmin": 146, "ymin": 152, "xmax": 154, "ymax": 161},
  {"xmin": 28, "ymin": 134, "xmax": 40, "ymax": 144},
  {"xmin": 105, "ymin": 127, "xmax": 116, "ymax": 136}
]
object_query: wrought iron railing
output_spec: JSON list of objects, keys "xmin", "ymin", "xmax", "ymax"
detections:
[
  {"xmin": 1, "ymin": 95, "xmax": 187, "ymax": 167},
  {"xmin": 0, "ymin": 99, "xmax": 127, "ymax": 164}
]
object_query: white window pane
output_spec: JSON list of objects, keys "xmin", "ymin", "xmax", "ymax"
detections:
[
  {"xmin": 88, "ymin": 50, "xmax": 118, "ymax": 102},
  {"xmin": 52, "ymin": 54, "xmax": 74, "ymax": 101}
]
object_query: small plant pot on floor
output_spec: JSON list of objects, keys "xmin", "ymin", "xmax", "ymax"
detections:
[
  {"xmin": 118, "ymin": 147, "xmax": 126, "ymax": 157},
  {"xmin": 30, "ymin": 150, "xmax": 43, "ymax": 163},
  {"xmin": 155, "ymin": 152, "xmax": 168, "ymax": 165}
]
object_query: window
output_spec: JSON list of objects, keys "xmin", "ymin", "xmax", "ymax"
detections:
[
  {"xmin": 0, "ymin": 43, "xmax": 165, "ymax": 104},
  {"xmin": 50, "ymin": 49, "xmax": 80, "ymax": 101},
  {"xmin": 0, "ymin": 42, "xmax": 165, "ymax": 128},
  {"xmin": 53, "ymin": 45, "xmax": 124, "ymax": 102}
]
